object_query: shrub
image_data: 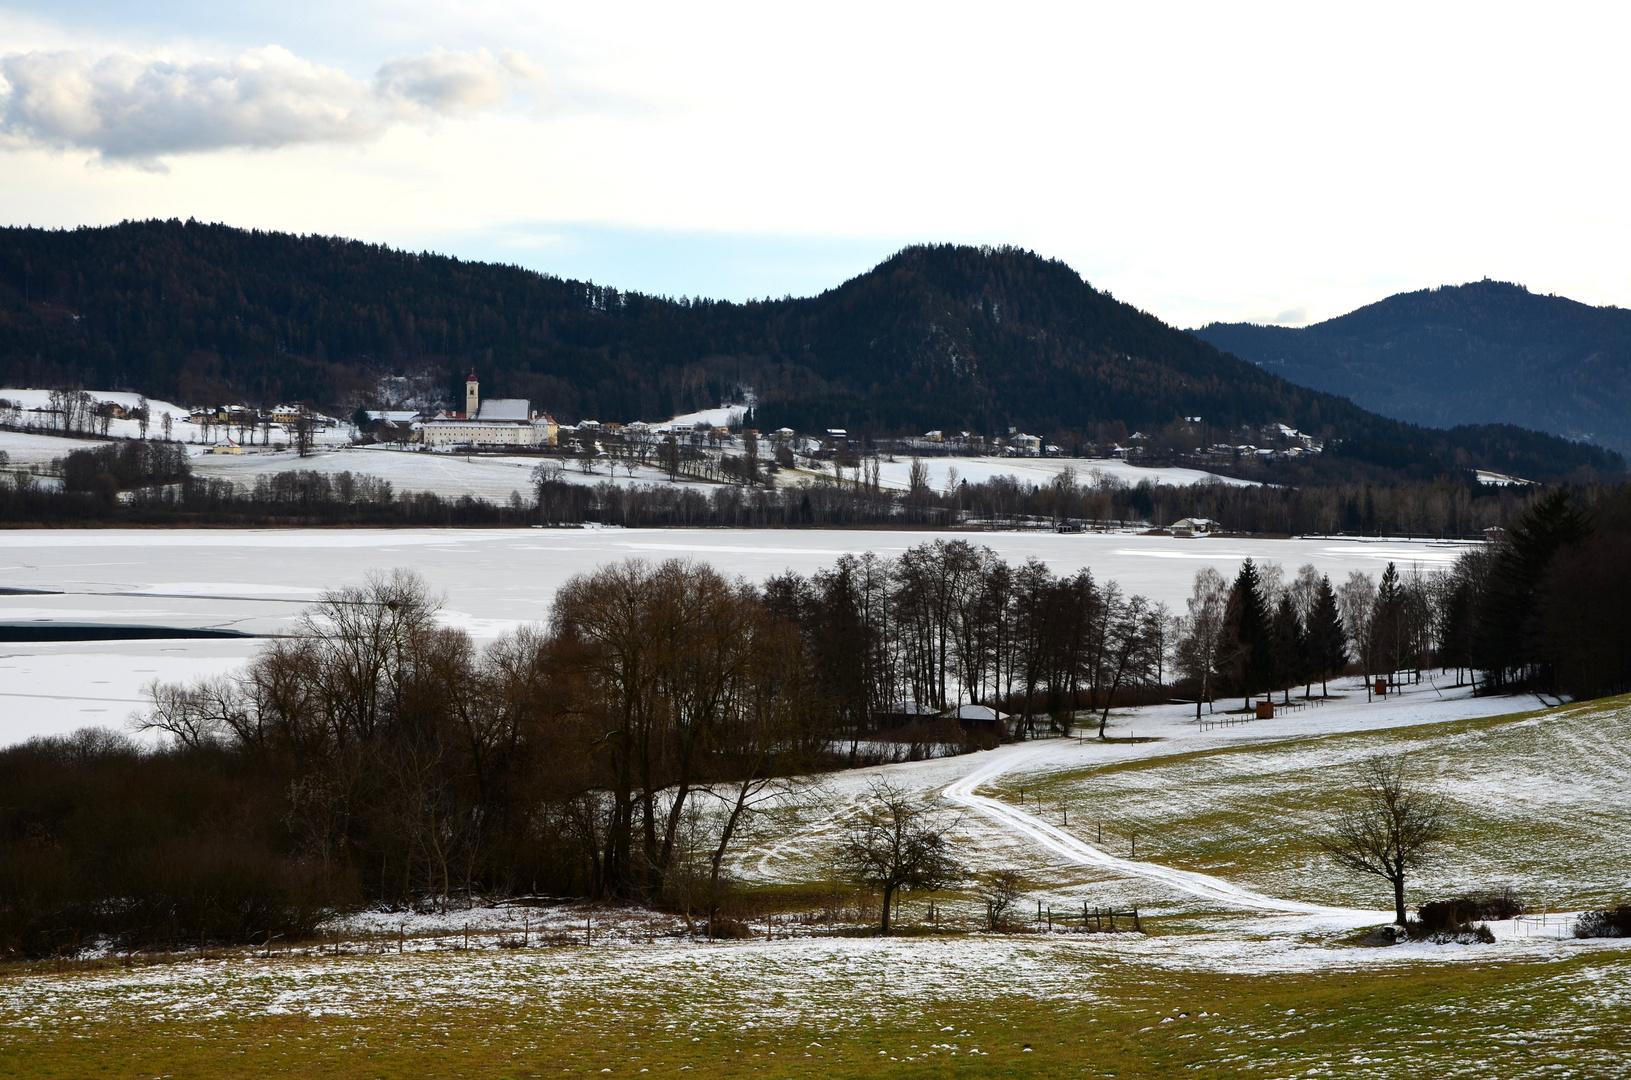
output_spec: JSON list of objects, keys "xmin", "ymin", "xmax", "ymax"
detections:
[
  {"xmin": 1574, "ymin": 905, "xmax": 1631, "ymax": 939},
  {"xmin": 978, "ymin": 870, "xmax": 1026, "ymax": 931},
  {"xmin": 1460, "ymin": 886, "xmax": 1525, "ymax": 921},
  {"xmin": 1409, "ymin": 891, "xmax": 1521, "ymax": 944}
]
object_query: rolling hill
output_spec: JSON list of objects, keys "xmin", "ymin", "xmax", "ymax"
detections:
[
  {"xmin": 0, "ymin": 221, "xmax": 1619, "ymax": 482},
  {"xmin": 1193, "ymin": 280, "xmax": 1631, "ymax": 454}
]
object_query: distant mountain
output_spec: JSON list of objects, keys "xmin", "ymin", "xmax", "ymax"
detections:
[
  {"xmin": 1193, "ymin": 280, "xmax": 1631, "ymax": 454},
  {"xmin": 0, "ymin": 221, "xmax": 1619, "ymax": 482}
]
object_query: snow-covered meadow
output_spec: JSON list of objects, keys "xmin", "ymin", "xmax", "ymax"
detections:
[
  {"xmin": 2, "ymin": 423, "xmax": 1263, "ymax": 504},
  {"xmin": 0, "ymin": 528, "xmax": 1476, "ymax": 743},
  {"xmin": 869, "ymin": 455, "xmax": 1261, "ymax": 492},
  {"xmin": 716, "ymin": 675, "xmax": 1631, "ymax": 920}
]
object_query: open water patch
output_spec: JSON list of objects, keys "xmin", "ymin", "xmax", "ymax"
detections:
[{"xmin": 0, "ymin": 623, "xmax": 255, "ymax": 642}]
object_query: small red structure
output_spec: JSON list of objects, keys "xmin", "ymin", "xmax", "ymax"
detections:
[
  {"xmin": 1375, "ymin": 677, "xmax": 1388, "ymax": 696},
  {"xmin": 1255, "ymin": 700, "xmax": 1275, "ymax": 720}
]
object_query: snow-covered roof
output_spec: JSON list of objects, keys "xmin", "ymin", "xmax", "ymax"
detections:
[
  {"xmin": 943, "ymin": 704, "xmax": 1007, "ymax": 722},
  {"xmin": 477, "ymin": 399, "xmax": 530, "ymax": 421}
]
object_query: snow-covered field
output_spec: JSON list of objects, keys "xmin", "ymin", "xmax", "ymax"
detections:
[
  {"xmin": 187, "ymin": 442, "xmax": 688, "ymax": 497},
  {"xmin": 0, "ymin": 389, "xmax": 191, "ymax": 440},
  {"xmin": 722, "ymin": 676, "xmax": 1629, "ymax": 916},
  {"xmin": 196, "ymin": 446, "xmax": 1258, "ymax": 501},
  {"xmin": 871, "ymin": 455, "xmax": 1259, "ymax": 491},
  {"xmin": 4, "ymin": 414, "xmax": 1260, "ymax": 506},
  {"xmin": 0, "ymin": 529, "xmax": 1476, "ymax": 743},
  {"xmin": 0, "ymin": 414, "xmax": 349, "ymax": 474}
]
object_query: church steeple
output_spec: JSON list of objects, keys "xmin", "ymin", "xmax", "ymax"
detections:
[{"xmin": 465, "ymin": 370, "xmax": 479, "ymax": 418}]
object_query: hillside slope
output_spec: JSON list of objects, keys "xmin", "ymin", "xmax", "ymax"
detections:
[
  {"xmin": 1194, "ymin": 280, "xmax": 1631, "ymax": 454},
  {"xmin": 0, "ymin": 221, "xmax": 1618, "ymax": 481}
]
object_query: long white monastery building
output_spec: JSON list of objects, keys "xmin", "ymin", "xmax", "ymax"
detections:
[{"xmin": 419, "ymin": 373, "xmax": 557, "ymax": 451}]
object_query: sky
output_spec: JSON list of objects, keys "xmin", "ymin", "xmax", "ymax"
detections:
[{"xmin": 2, "ymin": 1, "xmax": 1629, "ymax": 327}]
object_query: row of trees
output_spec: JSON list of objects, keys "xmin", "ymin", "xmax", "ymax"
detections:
[
  {"xmin": 1171, "ymin": 484, "xmax": 1631, "ymax": 705},
  {"xmin": 1442, "ymin": 486, "xmax": 1631, "ymax": 698},
  {"xmin": 0, "ymin": 434, "xmax": 1563, "ymax": 536},
  {"xmin": 763, "ymin": 542, "xmax": 1171, "ymax": 741},
  {"xmin": 1, "ymin": 563, "xmax": 837, "ymax": 956},
  {"xmin": 0, "ymin": 468, "xmax": 534, "ymax": 527},
  {"xmin": 538, "ymin": 460, "xmax": 1547, "ymax": 537},
  {"xmin": 55, "ymin": 439, "xmax": 189, "ymax": 498}
]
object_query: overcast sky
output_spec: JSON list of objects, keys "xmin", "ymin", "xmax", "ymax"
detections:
[{"xmin": 2, "ymin": 1, "xmax": 1627, "ymax": 327}]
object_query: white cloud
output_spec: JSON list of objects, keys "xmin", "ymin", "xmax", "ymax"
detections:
[
  {"xmin": 0, "ymin": 45, "xmax": 538, "ymax": 169},
  {"xmin": 375, "ymin": 48, "xmax": 541, "ymax": 118}
]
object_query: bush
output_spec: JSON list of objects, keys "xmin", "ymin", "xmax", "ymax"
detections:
[
  {"xmin": 1419, "ymin": 888, "xmax": 1524, "ymax": 929},
  {"xmin": 1461, "ymin": 886, "xmax": 1525, "ymax": 921},
  {"xmin": 1409, "ymin": 890, "xmax": 1522, "ymax": 944},
  {"xmin": 1574, "ymin": 905, "xmax": 1631, "ymax": 939}
]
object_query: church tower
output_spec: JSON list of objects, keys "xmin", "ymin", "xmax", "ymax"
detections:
[{"xmin": 465, "ymin": 371, "xmax": 479, "ymax": 418}]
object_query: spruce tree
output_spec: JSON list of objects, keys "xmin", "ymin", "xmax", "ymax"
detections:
[
  {"xmin": 1272, "ymin": 594, "xmax": 1306, "ymax": 704},
  {"xmin": 1475, "ymin": 487, "xmax": 1592, "ymax": 688},
  {"xmin": 1306, "ymin": 574, "xmax": 1346, "ymax": 696},
  {"xmin": 1224, "ymin": 559, "xmax": 1274, "ymax": 709},
  {"xmin": 1370, "ymin": 562, "xmax": 1406, "ymax": 683}
]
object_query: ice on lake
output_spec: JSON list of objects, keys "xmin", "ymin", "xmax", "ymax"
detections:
[{"xmin": 0, "ymin": 527, "xmax": 1476, "ymax": 745}]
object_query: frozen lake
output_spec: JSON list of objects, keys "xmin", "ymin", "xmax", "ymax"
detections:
[{"xmin": 0, "ymin": 527, "xmax": 1477, "ymax": 745}]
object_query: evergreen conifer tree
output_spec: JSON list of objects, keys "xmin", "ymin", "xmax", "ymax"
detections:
[
  {"xmin": 1306, "ymin": 574, "xmax": 1346, "ymax": 696},
  {"xmin": 1475, "ymin": 487, "xmax": 1592, "ymax": 688},
  {"xmin": 1271, "ymin": 594, "xmax": 1306, "ymax": 704},
  {"xmin": 1369, "ymin": 562, "xmax": 1406, "ymax": 682},
  {"xmin": 1223, "ymin": 559, "xmax": 1274, "ymax": 709}
]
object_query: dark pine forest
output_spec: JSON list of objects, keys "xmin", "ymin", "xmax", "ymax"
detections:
[{"xmin": 0, "ymin": 219, "xmax": 1618, "ymax": 484}]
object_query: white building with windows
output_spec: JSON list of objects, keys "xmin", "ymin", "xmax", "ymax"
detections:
[{"xmin": 418, "ymin": 372, "xmax": 557, "ymax": 451}]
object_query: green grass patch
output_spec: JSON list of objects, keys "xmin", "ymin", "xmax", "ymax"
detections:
[
  {"xmin": 5, "ymin": 946, "xmax": 1629, "ymax": 1078},
  {"xmin": 990, "ymin": 697, "xmax": 1631, "ymax": 911}
]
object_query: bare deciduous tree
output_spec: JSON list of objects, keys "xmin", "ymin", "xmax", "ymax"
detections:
[
  {"xmin": 1338, "ymin": 571, "xmax": 1378, "ymax": 700},
  {"xmin": 1177, "ymin": 566, "xmax": 1230, "ymax": 719},
  {"xmin": 1320, "ymin": 755, "xmax": 1448, "ymax": 925},
  {"xmin": 835, "ymin": 779, "xmax": 962, "ymax": 934},
  {"xmin": 978, "ymin": 869, "xmax": 1026, "ymax": 931}
]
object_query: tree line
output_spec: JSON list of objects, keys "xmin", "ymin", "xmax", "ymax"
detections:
[{"xmin": 0, "ymin": 440, "xmax": 1560, "ymax": 537}]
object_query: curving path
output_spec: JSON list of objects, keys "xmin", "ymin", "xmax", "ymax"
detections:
[{"xmin": 941, "ymin": 745, "xmax": 1354, "ymax": 915}]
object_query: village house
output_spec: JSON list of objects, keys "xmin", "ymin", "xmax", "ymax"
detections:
[{"xmin": 1170, "ymin": 517, "xmax": 1218, "ymax": 537}]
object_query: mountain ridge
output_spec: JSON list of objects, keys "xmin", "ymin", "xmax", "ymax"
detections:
[
  {"xmin": 0, "ymin": 221, "xmax": 1619, "ymax": 483},
  {"xmin": 1193, "ymin": 280, "xmax": 1631, "ymax": 453}
]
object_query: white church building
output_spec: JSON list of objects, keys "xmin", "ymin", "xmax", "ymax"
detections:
[{"xmin": 419, "ymin": 372, "xmax": 557, "ymax": 451}]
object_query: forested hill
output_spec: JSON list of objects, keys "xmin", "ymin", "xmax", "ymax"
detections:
[
  {"xmin": 1194, "ymin": 281, "xmax": 1631, "ymax": 455},
  {"xmin": 0, "ymin": 220, "xmax": 1619, "ymax": 482}
]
